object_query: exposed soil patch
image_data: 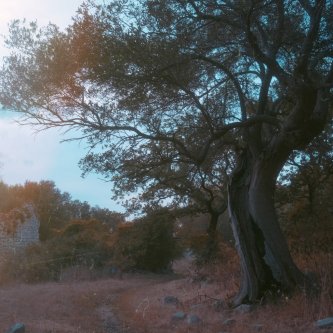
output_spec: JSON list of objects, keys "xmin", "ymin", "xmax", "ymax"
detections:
[
  {"xmin": 0, "ymin": 256, "xmax": 332, "ymax": 333},
  {"xmin": 0, "ymin": 275, "xmax": 166, "ymax": 333}
]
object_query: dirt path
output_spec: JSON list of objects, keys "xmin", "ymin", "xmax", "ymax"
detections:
[
  {"xmin": 0, "ymin": 270, "xmax": 329, "ymax": 333},
  {"xmin": 0, "ymin": 274, "xmax": 168, "ymax": 333}
]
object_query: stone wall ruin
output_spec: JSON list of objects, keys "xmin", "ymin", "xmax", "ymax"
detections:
[{"xmin": 0, "ymin": 205, "xmax": 39, "ymax": 261}]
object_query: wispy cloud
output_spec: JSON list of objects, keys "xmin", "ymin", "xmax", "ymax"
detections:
[
  {"xmin": 0, "ymin": 117, "xmax": 60, "ymax": 184},
  {"xmin": 0, "ymin": 0, "xmax": 83, "ymax": 27},
  {"xmin": 0, "ymin": 0, "xmax": 84, "ymax": 56},
  {"xmin": 0, "ymin": 0, "xmax": 123, "ymax": 212},
  {"xmin": 0, "ymin": 116, "xmax": 123, "ymax": 212}
]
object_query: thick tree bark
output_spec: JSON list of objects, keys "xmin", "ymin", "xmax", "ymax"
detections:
[
  {"xmin": 228, "ymin": 149, "xmax": 305, "ymax": 305},
  {"xmin": 227, "ymin": 86, "xmax": 330, "ymax": 305},
  {"xmin": 203, "ymin": 202, "xmax": 228, "ymax": 261},
  {"xmin": 202, "ymin": 211, "xmax": 220, "ymax": 261},
  {"xmin": 208, "ymin": 210, "xmax": 220, "ymax": 236}
]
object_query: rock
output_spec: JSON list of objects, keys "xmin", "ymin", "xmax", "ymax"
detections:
[
  {"xmin": 315, "ymin": 317, "xmax": 333, "ymax": 329},
  {"xmin": 172, "ymin": 311, "xmax": 186, "ymax": 320},
  {"xmin": 213, "ymin": 299, "xmax": 225, "ymax": 311},
  {"xmin": 252, "ymin": 324, "xmax": 264, "ymax": 331},
  {"xmin": 187, "ymin": 314, "xmax": 202, "ymax": 324},
  {"xmin": 6, "ymin": 323, "xmax": 25, "ymax": 333},
  {"xmin": 164, "ymin": 295, "xmax": 179, "ymax": 305},
  {"xmin": 234, "ymin": 304, "xmax": 254, "ymax": 313},
  {"xmin": 190, "ymin": 303, "xmax": 204, "ymax": 310},
  {"xmin": 223, "ymin": 318, "xmax": 235, "ymax": 326}
]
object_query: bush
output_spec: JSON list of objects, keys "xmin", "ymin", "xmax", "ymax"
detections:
[
  {"xmin": 0, "ymin": 211, "xmax": 182, "ymax": 282},
  {"xmin": 112, "ymin": 209, "xmax": 181, "ymax": 272},
  {"xmin": 0, "ymin": 219, "xmax": 114, "ymax": 282}
]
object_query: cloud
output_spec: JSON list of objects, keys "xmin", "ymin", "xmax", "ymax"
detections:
[
  {"xmin": 0, "ymin": 0, "xmax": 124, "ymax": 212},
  {"xmin": 0, "ymin": 116, "xmax": 124, "ymax": 212},
  {"xmin": 0, "ymin": 0, "xmax": 84, "ymax": 56},
  {"xmin": 0, "ymin": 117, "xmax": 60, "ymax": 184},
  {"xmin": 0, "ymin": 0, "xmax": 83, "ymax": 27}
]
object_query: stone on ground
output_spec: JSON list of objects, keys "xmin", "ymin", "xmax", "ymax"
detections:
[
  {"xmin": 315, "ymin": 317, "xmax": 333, "ymax": 329},
  {"xmin": 163, "ymin": 295, "xmax": 179, "ymax": 305},
  {"xmin": 187, "ymin": 314, "xmax": 202, "ymax": 324},
  {"xmin": 6, "ymin": 323, "xmax": 25, "ymax": 333},
  {"xmin": 172, "ymin": 311, "xmax": 186, "ymax": 320}
]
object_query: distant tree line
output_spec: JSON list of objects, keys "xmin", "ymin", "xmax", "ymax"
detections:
[{"xmin": 0, "ymin": 180, "xmax": 124, "ymax": 240}]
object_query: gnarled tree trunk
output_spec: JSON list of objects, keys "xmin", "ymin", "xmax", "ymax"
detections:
[
  {"xmin": 228, "ymin": 86, "xmax": 330, "ymax": 305},
  {"xmin": 202, "ymin": 210, "xmax": 221, "ymax": 261},
  {"xmin": 203, "ymin": 202, "xmax": 228, "ymax": 262},
  {"xmin": 228, "ymin": 149, "xmax": 305, "ymax": 305}
]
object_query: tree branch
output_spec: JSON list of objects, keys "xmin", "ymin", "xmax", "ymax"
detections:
[
  {"xmin": 245, "ymin": 4, "xmax": 290, "ymax": 86},
  {"xmin": 298, "ymin": 0, "xmax": 315, "ymax": 16},
  {"xmin": 195, "ymin": 55, "xmax": 248, "ymax": 121},
  {"xmin": 214, "ymin": 115, "xmax": 281, "ymax": 139},
  {"xmin": 295, "ymin": 0, "xmax": 325, "ymax": 75}
]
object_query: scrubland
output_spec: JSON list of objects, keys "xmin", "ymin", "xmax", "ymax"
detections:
[{"xmin": 0, "ymin": 232, "xmax": 332, "ymax": 333}]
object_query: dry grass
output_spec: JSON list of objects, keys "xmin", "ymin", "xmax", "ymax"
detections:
[
  {"xmin": 0, "ymin": 275, "xmax": 159, "ymax": 333},
  {"xmin": 0, "ymin": 243, "xmax": 332, "ymax": 333},
  {"xmin": 113, "ymin": 245, "xmax": 333, "ymax": 333}
]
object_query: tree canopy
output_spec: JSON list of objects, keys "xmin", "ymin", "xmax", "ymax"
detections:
[
  {"xmin": 0, "ymin": 0, "xmax": 332, "ymax": 304},
  {"xmin": 0, "ymin": 180, "xmax": 124, "ymax": 240}
]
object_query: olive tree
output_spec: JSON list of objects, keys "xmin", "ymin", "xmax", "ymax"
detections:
[
  {"xmin": 0, "ymin": 0, "xmax": 332, "ymax": 304},
  {"xmin": 82, "ymin": 138, "xmax": 229, "ymax": 238}
]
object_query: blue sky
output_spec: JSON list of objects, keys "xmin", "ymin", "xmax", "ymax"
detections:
[{"xmin": 0, "ymin": 0, "xmax": 124, "ymax": 213}]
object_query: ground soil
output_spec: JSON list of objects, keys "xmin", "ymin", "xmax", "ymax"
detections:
[{"xmin": 0, "ymin": 256, "xmax": 332, "ymax": 333}]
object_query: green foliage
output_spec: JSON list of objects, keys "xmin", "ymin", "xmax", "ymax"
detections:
[
  {"xmin": 0, "ymin": 180, "xmax": 124, "ymax": 241},
  {"xmin": 56, "ymin": 218, "xmax": 114, "ymax": 267},
  {"xmin": 112, "ymin": 209, "xmax": 181, "ymax": 272},
  {"xmin": 0, "ymin": 0, "xmax": 332, "ymax": 302},
  {"xmin": 14, "ymin": 181, "xmax": 73, "ymax": 240},
  {"xmin": 278, "ymin": 120, "xmax": 333, "ymax": 216},
  {"xmin": 0, "ymin": 181, "xmax": 25, "ymax": 212},
  {"xmin": 1, "ymin": 210, "xmax": 182, "ymax": 282},
  {"xmin": 1, "ymin": 219, "xmax": 114, "ymax": 282},
  {"xmin": 174, "ymin": 214, "xmax": 224, "ymax": 264}
]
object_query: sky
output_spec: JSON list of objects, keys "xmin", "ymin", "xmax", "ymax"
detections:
[{"xmin": 0, "ymin": 0, "xmax": 125, "ymax": 213}]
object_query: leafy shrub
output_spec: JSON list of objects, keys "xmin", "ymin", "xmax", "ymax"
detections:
[
  {"xmin": 1, "ymin": 211, "xmax": 182, "ymax": 282},
  {"xmin": 112, "ymin": 209, "xmax": 181, "ymax": 272},
  {"xmin": 0, "ymin": 180, "xmax": 123, "ymax": 242},
  {"xmin": 54, "ymin": 218, "xmax": 114, "ymax": 267},
  {"xmin": 0, "ymin": 219, "xmax": 114, "ymax": 282}
]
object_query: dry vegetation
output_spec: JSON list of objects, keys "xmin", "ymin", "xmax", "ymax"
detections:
[
  {"xmin": 0, "ymin": 186, "xmax": 332, "ymax": 333},
  {"xmin": 0, "ymin": 237, "xmax": 332, "ymax": 333},
  {"xmin": 115, "ymin": 245, "xmax": 333, "ymax": 333}
]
